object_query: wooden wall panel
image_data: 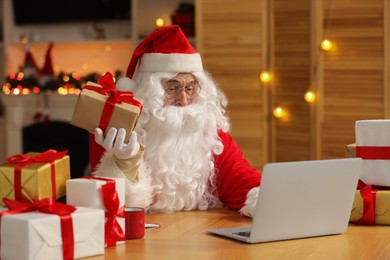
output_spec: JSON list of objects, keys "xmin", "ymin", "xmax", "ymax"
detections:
[
  {"xmin": 272, "ymin": 0, "xmax": 312, "ymax": 162},
  {"xmin": 196, "ymin": 0, "xmax": 267, "ymax": 170},
  {"xmin": 319, "ymin": 0, "xmax": 385, "ymax": 158},
  {"xmin": 196, "ymin": 0, "xmax": 389, "ymax": 169}
]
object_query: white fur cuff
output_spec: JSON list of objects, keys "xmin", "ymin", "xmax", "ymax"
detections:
[{"xmin": 239, "ymin": 187, "xmax": 259, "ymax": 218}]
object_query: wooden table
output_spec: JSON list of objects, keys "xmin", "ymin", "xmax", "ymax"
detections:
[{"xmin": 86, "ymin": 208, "xmax": 390, "ymax": 259}]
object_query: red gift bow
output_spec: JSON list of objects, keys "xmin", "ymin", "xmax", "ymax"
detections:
[
  {"xmin": 351, "ymin": 180, "xmax": 390, "ymax": 225},
  {"xmin": 356, "ymin": 146, "xmax": 390, "ymax": 160},
  {"xmin": 6, "ymin": 149, "xmax": 68, "ymax": 200},
  {"xmin": 83, "ymin": 176, "xmax": 125, "ymax": 246},
  {"xmin": 83, "ymin": 71, "xmax": 142, "ymax": 133},
  {"xmin": 0, "ymin": 197, "xmax": 76, "ymax": 260}
]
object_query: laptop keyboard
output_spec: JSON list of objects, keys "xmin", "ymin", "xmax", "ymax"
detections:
[{"xmin": 233, "ymin": 231, "xmax": 251, "ymax": 237}]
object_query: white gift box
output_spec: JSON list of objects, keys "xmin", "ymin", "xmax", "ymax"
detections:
[
  {"xmin": 356, "ymin": 120, "xmax": 390, "ymax": 186},
  {"xmin": 66, "ymin": 176, "xmax": 126, "ymax": 246},
  {"xmin": 0, "ymin": 206, "xmax": 105, "ymax": 260}
]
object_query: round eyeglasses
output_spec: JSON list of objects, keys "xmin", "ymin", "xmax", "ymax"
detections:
[{"xmin": 162, "ymin": 83, "xmax": 201, "ymax": 99}]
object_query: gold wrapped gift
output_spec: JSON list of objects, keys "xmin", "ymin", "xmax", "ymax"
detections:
[
  {"xmin": 350, "ymin": 189, "xmax": 390, "ymax": 225},
  {"xmin": 345, "ymin": 143, "xmax": 356, "ymax": 158},
  {"xmin": 71, "ymin": 77, "xmax": 142, "ymax": 143},
  {"xmin": 0, "ymin": 151, "xmax": 70, "ymax": 206}
]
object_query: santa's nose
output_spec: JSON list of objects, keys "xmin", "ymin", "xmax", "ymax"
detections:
[{"xmin": 174, "ymin": 90, "xmax": 191, "ymax": 106}]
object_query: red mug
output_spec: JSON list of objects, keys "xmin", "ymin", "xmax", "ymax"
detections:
[{"xmin": 125, "ymin": 207, "xmax": 145, "ymax": 239}]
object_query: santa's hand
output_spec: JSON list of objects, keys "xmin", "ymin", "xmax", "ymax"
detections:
[{"xmin": 94, "ymin": 127, "xmax": 140, "ymax": 159}]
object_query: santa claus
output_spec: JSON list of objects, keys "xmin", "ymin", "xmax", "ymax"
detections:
[{"xmin": 92, "ymin": 25, "xmax": 261, "ymax": 217}]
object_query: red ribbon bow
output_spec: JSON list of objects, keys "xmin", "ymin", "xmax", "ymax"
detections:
[
  {"xmin": 83, "ymin": 72, "xmax": 142, "ymax": 133},
  {"xmin": 1, "ymin": 198, "xmax": 76, "ymax": 260},
  {"xmin": 352, "ymin": 180, "xmax": 390, "ymax": 225},
  {"xmin": 83, "ymin": 176, "xmax": 125, "ymax": 246},
  {"xmin": 6, "ymin": 149, "xmax": 68, "ymax": 200}
]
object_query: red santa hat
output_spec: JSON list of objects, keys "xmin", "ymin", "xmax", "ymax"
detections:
[
  {"xmin": 127, "ymin": 25, "xmax": 202, "ymax": 78},
  {"xmin": 23, "ymin": 50, "xmax": 39, "ymax": 70},
  {"xmin": 117, "ymin": 25, "xmax": 203, "ymax": 91},
  {"xmin": 40, "ymin": 42, "xmax": 55, "ymax": 76}
]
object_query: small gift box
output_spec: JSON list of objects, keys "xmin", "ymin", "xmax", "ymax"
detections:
[
  {"xmin": 66, "ymin": 176, "xmax": 126, "ymax": 246},
  {"xmin": 71, "ymin": 72, "xmax": 142, "ymax": 143},
  {"xmin": 345, "ymin": 143, "xmax": 356, "ymax": 158},
  {"xmin": 0, "ymin": 199, "xmax": 105, "ymax": 260},
  {"xmin": 350, "ymin": 183, "xmax": 390, "ymax": 225},
  {"xmin": 0, "ymin": 149, "xmax": 70, "ymax": 206},
  {"xmin": 355, "ymin": 120, "xmax": 390, "ymax": 186}
]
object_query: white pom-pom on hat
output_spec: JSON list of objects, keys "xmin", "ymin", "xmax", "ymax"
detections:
[{"xmin": 116, "ymin": 77, "xmax": 136, "ymax": 92}]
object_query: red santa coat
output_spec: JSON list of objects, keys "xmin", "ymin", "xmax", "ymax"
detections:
[{"xmin": 215, "ymin": 131, "xmax": 262, "ymax": 210}]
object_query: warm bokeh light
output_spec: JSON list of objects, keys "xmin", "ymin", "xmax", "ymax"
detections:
[
  {"xmin": 16, "ymin": 72, "xmax": 24, "ymax": 81},
  {"xmin": 259, "ymin": 71, "xmax": 271, "ymax": 82},
  {"xmin": 11, "ymin": 88, "xmax": 21, "ymax": 95},
  {"xmin": 304, "ymin": 90, "xmax": 316, "ymax": 103},
  {"xmin": 273, "ymin": 106, "xmax": 285, "ymax": 118},
  {"xmin": 72, "ymin": 72, "xmax": 81, "ymax": 80},
  {"xmin": 21, "ymin": 88, "xmax": 31, "ymax": 95},
  {"xmin": 321, "ymin": 39, "xmax": 333, "ymax": 51},
  {"xmin": 57, "ymin": 87, "xmax": 68, "ymax": 95},
  {"xmin": 156, "ymin": 18, "xmax": 165, "ymax": 27},
  {"xmin": 63, "ymin": 75, "xmax": 70, "ymax": 82},
  {"xmin": 104, "ymin": 45, "xmax": 112, "ymax": 51},
  {"xmin": 33, "ymin": 87, "xmax": 40, "ymax": 93}
]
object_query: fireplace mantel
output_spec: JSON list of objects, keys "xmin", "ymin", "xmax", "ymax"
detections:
[{"xmin": 2, "ymin": 93, "xmax": 79, "ymax": 158}]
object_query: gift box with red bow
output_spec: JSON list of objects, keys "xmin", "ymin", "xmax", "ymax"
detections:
[
  {"xmin": 349, "ymin": 181, "xmax": 390, "ymax": 225},
  {"xmin": 354, "ymin": 120, "xmax": 390, "ymax": 186},
  {"xmin": 66, "ymin": 176, "xmax": 126, "ymax": 247},
  {"xmin": 71, "ymin": 72, "xmax": 143, "ymax": 143},
  {"xmin": 0, "ymin": 149, "xmax": 70, "ymax": 206},
  {"xmin": 0, "ymin": 198, "xmax": 105, "ymax": 259}
]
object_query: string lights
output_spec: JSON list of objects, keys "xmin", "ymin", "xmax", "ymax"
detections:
[
  {"xmin": 259, "ymin": 0, "xmax": 335, "ymax": 118},
  {"xmin": 304, "ymin": 90, "xmax": 316, "ymax": 103},
  {"xmin": 156, "ymin": 18, "xmax": 165, "ymax": 27},
  {"xmin": 273, "ymin": 105, "xmax": 285, "ymax": 118},
  {"xmin": 320, "ymin": 39, "xmax": 333, "ymax": 51},
  {"xmin": 259, "ymin": 71, "xmax": 271, "ymax": 83}
]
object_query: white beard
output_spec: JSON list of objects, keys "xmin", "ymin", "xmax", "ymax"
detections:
[
  {"xmin": 137, "ymin": 104, "xmax": 223, "ymax": 213},
  {"xmin": 131, "ymin": 71, "xmax": 230, "ymax": 213}
]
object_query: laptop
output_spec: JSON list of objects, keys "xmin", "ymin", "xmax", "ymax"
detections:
[{"xmin": 208, "ymin": 158, "xmax": 363, "ymax": 243}]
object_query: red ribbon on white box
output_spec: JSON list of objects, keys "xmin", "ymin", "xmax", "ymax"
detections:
[
  {"xmin": 83, "ymin": 176, "xmax": 126, "ymax": 246},
  {"xmin": 356, "ymin": 146, "xmax": 390, "ymax": 160}
]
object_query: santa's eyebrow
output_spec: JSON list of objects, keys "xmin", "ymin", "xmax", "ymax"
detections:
[{"xmin": 166, "ymin": 79, "xmax": 180, "ymax": 83}]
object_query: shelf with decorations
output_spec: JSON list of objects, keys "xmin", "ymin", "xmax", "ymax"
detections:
[{"xmin": 0, "ymin": 0, "xmax": 195, "ymax": 96}]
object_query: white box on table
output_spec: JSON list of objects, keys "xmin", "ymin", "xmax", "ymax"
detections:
[
  {"xmin": 0, "ymin": 206, "xmax": 105, "ymax": 260},
  {"xmin": 66, "ymin": 176, "xmax": 126, "ymax": 246},
  {"xmin": 356, "ymin": 120, "xmax": 390, "ymax": 186}
]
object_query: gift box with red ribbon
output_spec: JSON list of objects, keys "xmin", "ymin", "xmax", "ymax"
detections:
[
  {"xmin": 71, "ymin": 71, "xmax": 143, "ymax": 143},
  {"xmin": 0, "ymin": 149, "xmax": 70, "ymax": 206},
  {"xmin": 0, "ymin": 198, "xmax": 105, "ymax": 259},
  {"xmin": 355, "ymin": 120, "xmax": 390, "ymax": 186},
  {"xmin": 349, "ymin": 181, "xmax": 390, "ymax": 225},
  {"xmin": 66, "ymin": 176, "xmax": 126, "ymax": 247}
]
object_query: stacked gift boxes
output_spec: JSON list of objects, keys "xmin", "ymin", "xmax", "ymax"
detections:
[
  {"xmin": 0, "ymin": 149, "xmax": 106, "ymax": 259},
  {"xmin": 0, "ymin": 73, "xmax": 143, "ymax": 259},
  {"xmin": 346, "ymin": 120, "xmax": 390, "ymax": 225}
]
